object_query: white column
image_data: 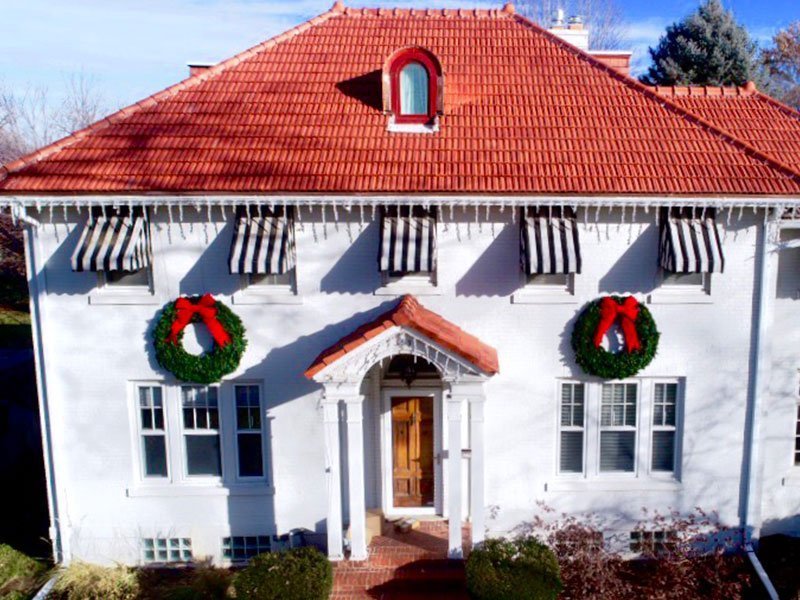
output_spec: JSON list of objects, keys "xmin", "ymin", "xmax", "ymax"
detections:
[
  {"xmin": 322, "ymin": 398, "xmax": 344, "ymax": 560},
  {"xmin": 469, "ymin": 396, "xmax": 486, "ymax": 548},
  {"xmin": 447, "ymin": 395, "xmax": 464, "ymax": 558},
  {"xmin": 345, "ymin": 396, "xmax": 368, "ymax": 561}
]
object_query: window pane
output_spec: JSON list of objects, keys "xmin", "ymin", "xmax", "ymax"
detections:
[
  {"xmin": 144, "ymin": 436, "xmax": 168, "ymax": 477},
  {"xmin": 106, "ymin": 268, "xmax": 149, "ymax": 287},
  {"xmin": 600, "ymin": 431, "xmax": 635, "ymax": 472},
  {"xmin": 652, "ymin": 431, "xmax": 675, "ymax": 472},
  {"xmin": 186, "ymin": 435, "xmax": 221, "ymax": 476},
  {"xmin": 399, "ymin": 62, "xmax": 429, "ymax": 115},
  {"xmin": 560, "ymin": 431, "xmax": 583, "ymax": 473},
  {"xmin": 238, "ymin": 433, "xmax": 264, "ymax": 477}
]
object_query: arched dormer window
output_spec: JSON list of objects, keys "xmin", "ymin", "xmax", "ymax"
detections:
[{"xmin": 384, "ymin": 47, "xmax": 442, "ymax": 128}]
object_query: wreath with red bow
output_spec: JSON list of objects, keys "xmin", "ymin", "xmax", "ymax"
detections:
[
  {"xmin": 571, "ymin": 295, "xmax": 659, "ymax": 379},
  {"xmin": 153, "ymin": 294, "xmax": 247, "ymax": 384}
]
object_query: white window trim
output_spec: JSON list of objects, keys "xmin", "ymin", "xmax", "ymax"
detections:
[
  {"xmin": 375, "ymin": 271, "xmax": 441, "ymax": 296},
  {"xmin": 552, "ymin": 378, "xmax": 684, "ymax": 490},
  {"xmin": 232, "ymin": 382, "xmax": 270, "ymax": 483},
  {"xmin": 387, "ymin": 115, "xmax": 440, "ymax": 134},
  {"xmin": 179, "ymin": 385, "xmax": 224, "ymax": 484},
  {"xmin": 513, "ymin": 272, "xmax": 577, "ymax": 304},
  {"xmin": 648, "ymin": 271, "xmax": 712, "ymax": 305},
  {"xmin": 648, "ymin": 379, "xmax": 683, "ymax": 480},
  {"xmin": 128, "ymin": 381, "xmax": 275, "ymax": 496},
  {"xmin": 597, "ymin": 381, "xmax": 640, "ymax": 477},
  {"xmin": 556, "ymin": 380, "xmax": 587, "ymax": 477},
  {"xmin": 232, "ymin": 272, "xmax": 303, "ymax": 305}
]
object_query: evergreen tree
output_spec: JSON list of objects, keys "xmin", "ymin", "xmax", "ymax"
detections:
[{"xmin": 641, "ymin": 0, "xmax": 761, "ymax": 86}]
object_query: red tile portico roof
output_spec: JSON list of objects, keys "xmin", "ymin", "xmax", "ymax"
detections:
[
  {"xmin": 304, "ymin": 295, "xmax": 499, "ymax": 379},
  {"xmin": 2, "ymin": 3, "xmax": 800, "ymax": 196}
]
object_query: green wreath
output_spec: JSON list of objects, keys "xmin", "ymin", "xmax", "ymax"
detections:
[
  {"xmin": 571, "ymin": 295, "xmax": 659, "ymax": 379},
  {"xmin": 153, "ymin": 294, "xmax": 247, "ymax": 384}
]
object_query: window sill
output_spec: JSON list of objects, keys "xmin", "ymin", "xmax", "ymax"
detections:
[
  {"xmin": 126, "ymin": 483, "xmax": 275, "ymax": 498},
  {"xmin": 546, "ymin": 478, "xmax": 682, "ymax": 493},
  {"xmin": 387, "ymin": 118, "xmax": 439, "ymax": 134},
  {"xmin": 647, "ymin": 289, "xmax": 712, "ymax": 305},
  {"xmin": 512, "ymin": 289, "xmax": 577, "ymax": 305},
  {"xmin": 375, "ymin": 282, "xmax": 441, "ymax": 296},
  {"xmin": 89, "ymin": 290, "xmax": 160, "ymax": 306},
  {"xmin": 231, "ymin": 291, "xmax": 303, "ymax": 305}
]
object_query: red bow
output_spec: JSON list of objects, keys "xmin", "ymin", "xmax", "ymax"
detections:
[
  {"xmin": 593, "ymin": 296, "xmax": 641, "ymax": 353},
  {"xmin": 167, "ymin": 294, "xmax": 231, "ymax": 348}
]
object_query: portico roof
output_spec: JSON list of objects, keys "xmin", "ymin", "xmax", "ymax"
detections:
[{"xmin": 304, "ymin": 295, "xmax": 499, "ymax": 378}]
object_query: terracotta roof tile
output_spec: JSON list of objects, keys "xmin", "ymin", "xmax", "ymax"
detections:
[
  {"xmin": 1, "ymin": 7, "xmax": 800, "ymax": 195},
  {"xmin": 304, "ymin": 295, "xmax": 499, "ymax": 378}
]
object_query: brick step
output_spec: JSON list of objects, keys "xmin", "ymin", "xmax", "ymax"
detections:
[{"xmin": 334, "ymin": 560, "xmax": 466, "ymax": 597}]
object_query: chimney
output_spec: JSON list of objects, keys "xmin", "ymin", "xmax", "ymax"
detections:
[
  {"xmin": 547, "ymin": 12, "xmax": 589, "ymax": 51},
  {"xmin": 187, "ymin": 61, "xmax": 215, "ymax": 77},
  {"xmin": 590, "ymin": 51, "xmax": 633, "ymax": 77}
]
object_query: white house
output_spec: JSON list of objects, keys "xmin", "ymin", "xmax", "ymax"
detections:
[{"xmin": 2, "ymin": 1, "xmax": 800, "ymax": 567}]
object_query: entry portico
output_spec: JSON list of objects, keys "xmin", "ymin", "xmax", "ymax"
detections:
[{"xmin": 305, "ymin": 296, "xmax": 498, "ymax": 560}]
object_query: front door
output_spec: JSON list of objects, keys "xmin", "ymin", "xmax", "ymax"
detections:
[{"xmin": 391, "ymin": 397, "xmax": 434, "ymax": 508}]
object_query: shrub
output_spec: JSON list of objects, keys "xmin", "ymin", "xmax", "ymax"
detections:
[
  {"xmin": 466, "ymin": 537, "xmax": 562, "ymax": 600},
  {"xmin": 52, "ymin": 562, "xmax": 139, "ymax": 600},
  {"xmin": 232, "ymin": 547, "xmax": 332, "ymax": 600},
  {"xmin": 0, "ymin": 545, "xmax": 46, "ymax": 600},
  {"xmin": 163, "ymin": 564, "xmax": 233, "ymax": 599}
]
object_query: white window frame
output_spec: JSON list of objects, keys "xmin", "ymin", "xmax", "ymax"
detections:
[
  {"xmin": 557, "ymin": 381, "xmax": 586, "ymax": 476},
  {"xmin": 598, "ymin": 382, "xmax": 639, "ymax": 476},
  {"xmin": 179, "ymin": 385, "xmax": 223, "ymax": 483},
  {"xmin": 649, "ymin": 380, "xmax": 682, "ymax": 478},
  {"xmin": 376, "ymin": 270, "xmax": 440, "ymax": 296},
  {"xmin": 232, "ymin": 270, "xmax": 302, "ymax": 305},
  {"xmin": 554, "ymin": 378, "xmax": 684, "ymax": 486},
  {"xmin": 649, "ymin": 270, "xmax": 712, "ymax": 305},
  {"xmin": 130, "ymin": 383, "xmax": 172, "ymax": 484},
  {"xmin": 513, "ymin": 272, "xmax": 577, "ymax": 305},
  {"xmin": 794, "ymin": 374, "xmax": 800, "ymax": 469},
  {"xmin": 232, "ymin": 382, "xmax": 269, "ymax": 482}
]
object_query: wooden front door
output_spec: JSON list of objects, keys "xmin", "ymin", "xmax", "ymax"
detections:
[{"xmin": 391, "ymin": 397, "xmax": 434, "ymax": 507}]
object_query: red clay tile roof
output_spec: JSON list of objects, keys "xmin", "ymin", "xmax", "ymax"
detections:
[
  {"xmin": 2, "ymin": 4, "xmax": 800, "ymax": 195},
  {"xmin": 650, "ymin": 84, "xmax": 800, "ymax": 174},
  {"xmin": 304, "ymin": 295, "xmax": 499, "ymax": 378}
]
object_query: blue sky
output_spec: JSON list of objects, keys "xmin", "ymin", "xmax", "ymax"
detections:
[{"xmin": 0, "ymin": 0, "xmax": 797, "ymax": 112}]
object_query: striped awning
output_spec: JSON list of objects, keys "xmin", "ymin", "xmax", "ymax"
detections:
[
  {"xmin": 71, "ymin": 207, "xmax": 150, "ymax": 272},
  {"xmin": 378, "ymin": 206, "xmax": 437, "ymax": 273},
  {"xmin": 520, "ymin": 207, "xmax": 582, "ymax": 275},
  {"xmin": 659, "ymin": 208, "xmax": 724, "ymax": 273},
  {"xmin": 228, "ymin": 206, "xmax": 296, "ymax": 275}
]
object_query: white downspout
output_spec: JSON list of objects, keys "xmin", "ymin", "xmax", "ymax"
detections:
[
  {"xmin": 23, "ymin": 223, "xmax": 63, "ymax": 563},
  {"xmin": 740, "ymin": 210, "xmax": 777, "ymax": 545}
]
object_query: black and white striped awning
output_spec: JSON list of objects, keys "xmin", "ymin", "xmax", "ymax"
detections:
[
  {"xmin": 378, "ymin": 206, "xmax": 437, "ymax": 273},
  {"xmin": 71, "ymin": 207, "xmax": 151, "ymax": 272},
  {"xmin": 520, "ymin": 207, "xmax": 582, "ymax": 275},
  {"xmin": 228, "ymin": 206, "xmax": 296, "ymax": 275},
  {"xmin": 659, "ymin": 208, "xmax": 724, "ymax": 273}
]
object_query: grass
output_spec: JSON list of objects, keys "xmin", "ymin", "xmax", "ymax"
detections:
[
  {"xmin": 0, "ymin": 306, "xmax": 31, "ymax": 349},
  {"xmin": 0, "ymin": 544, "xmax": 47, "ymax": 600}
]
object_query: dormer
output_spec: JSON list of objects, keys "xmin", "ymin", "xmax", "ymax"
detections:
[{"xmin": 383, "ymin": 46, "xmax": 443, "ymax": 133}]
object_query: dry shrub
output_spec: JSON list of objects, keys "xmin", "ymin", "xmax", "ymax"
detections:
[
  {"xmin": 524, "ymin": 504, "xmax": 749, "ymax": 600},
  {"xmin": 0, "ymin": 544, "xmax": 46, "ymax": 600},
  {"xmin": 53, "ymin": 561, "xmax": 139, "ymax": 600}
]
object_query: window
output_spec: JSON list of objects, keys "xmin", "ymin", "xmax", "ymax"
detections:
[
  {"xmin": 248, "ymin": 272, "xmax": 294, "ymax": 287},
  {"xmin": 222, "ymin": 536, "xmax": 272, "ymax": 562},
  {"xmin": 559, "ymin": 383, "xmax": 585, "ymax": 474},
  {"xmin": 105, "ymin": 269, "xmax": 150, "ymax": 288},
  {"xmin": 388, "ymin": 48, "xmax": 440, "ymax": 125},
  {"xmin": 600, "ymin": 383, "xmax": 638, "ymax": 472},
  {"xmin": 652, "ymin": 383, "xmax": 678, "ymax": 472},
  {"xmin": 795, "ymin": 404, "xmax": 800, "ymax": 467},
  {"xmin": 138, "ymin": 386, "xmax": 168, "ymax": 478},
  {"xmin": 662, "ymin": 272, "xmax": 706, "ymax": 288},
  {"xmin": 235, "ymin": 385, "xmax": 264, "ymax": 478},
  {"xmin": 181, "ymin": 386, "xmax": 221, "ymax": 477},
  {"xmin": 142, "ymin": 537, "xmax": 192, "ymax": 563},
  {"xmin": 629, "ymin": 530, "xmax": 676, "ymax": 555},
  {"xmin": 529, "ymin": 273, "xmax": 569, "ymax": 287}
]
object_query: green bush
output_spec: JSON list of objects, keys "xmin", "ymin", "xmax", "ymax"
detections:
[
  {"xmin": 0, "ymin": 544, "xmax": 46, "ymax": 600},
  {"xmin": 466, "ymin": 537, "xmax": 562, "ymax": 600},
  {"xmin": 233, "ymin": 547, "xmax": 332, "ymax": 600},
  {"xmin": 52, "ymin": 562, "xmax": 139, "ymax": 600},
  {"xmin": 163, "ymin": 564, "xmax": 233, "ymax": 599}
]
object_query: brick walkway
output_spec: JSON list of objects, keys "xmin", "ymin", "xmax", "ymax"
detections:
[{"xmin": 331, "ymin": 520, "xmax": 471, "ymax": 599}]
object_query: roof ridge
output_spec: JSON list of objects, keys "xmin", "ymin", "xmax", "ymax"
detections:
[
  {"xmin": 510, "ymin": 13, "xmax": 800, "ymax": 186},
  {"xmin": 340, "ymin": 6, "xmax": 511, "ymax": 18},
  {"xmin": 649, "ymin": 83, "xmax": 757, "ymax": 98},
  {"xmin": 0, "ymin": 5, "xmax": 343, "ymax": 182}
]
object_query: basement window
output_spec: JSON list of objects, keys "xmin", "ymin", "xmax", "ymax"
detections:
[{"xmin": 142, "ymin": 537, "xmax": 192, "ymax": 563}]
